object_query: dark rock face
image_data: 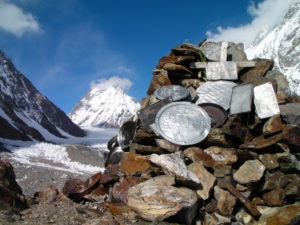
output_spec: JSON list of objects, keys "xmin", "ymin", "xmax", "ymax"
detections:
[{"xmin": 0, "ymin": 50, "xmax": 85, "ymax": 141}]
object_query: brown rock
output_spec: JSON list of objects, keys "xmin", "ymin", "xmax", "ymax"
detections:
[
  {"xmin": 263, "ymin": 188, "xmax": 286, "ymax": 206},
  {"xmin": 259, "ymin": 153, "xmax": 279, "ymax": 170},
  {"xmin": 157, "ymin": 55, "xmax": 196, "ymax": 69},
  {"xmin": 147, "ymin": 71, "xmax": 172, "ymax": 95},
  {"xmin": 37, "ymin": 185, "xmax": 59, "ymax": 202},
  {"xmin": 130, "ymin": 142, "xmax": 163, "ymax": 154},
  {"xmin": 111, "ymin": 176, "xmax": 142, "ymax": 202},
  {"xmin": 233, "ymin": 160, "xmax": 266, "ymax": 185},
  {"xmin": 214, "ymin": 185, "xmax": 237, "ymax": 216},
  {"xmin": 263, "ymin": 114, "xmax": 286, "ymax": 135},
  {"xmin": 119, "ymin": 152, "xmax": 151, "ymax": 175},
  {"xmin": 188, "ymin": 162, "xmax": 216, "ymax": 200},
  {"xmin": 203, "ymin": 212, "xmax": 231, "ymax": 225}
]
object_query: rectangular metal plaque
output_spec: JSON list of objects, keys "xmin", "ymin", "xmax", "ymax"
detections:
[
  {"xmin": 206, "ymin": 62, "xmax": 238, "ymax": 80},
  {"xmin": 254, "ymin": 82, "xmax": 280, "ymax": 119},
  {"xmin": 230, "ymin": 83, "xmax": 253, "ymax": 115},
  {"xmin": 137, "ymin": 96, "xmax": 173, "ymax": 129}
]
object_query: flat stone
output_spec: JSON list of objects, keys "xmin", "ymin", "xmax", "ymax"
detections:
[
  {"xmin": 263, "ymin": 114, "xmax": 286, "ymax": 135},
  {"xmin": 155, "ymin": 138, "xmax": 181, "ymax": 153},
  {"xmin": 126, "ymin": 175, "xmax": 198, "ymax": 223},
  {"xmin": 149, "ymin": 153, "xmax": 200, "ymax": 186},
  {"xmin": 259, "ymin": 153, "xmax": 279, "ymax": 170},
  {"xmin": 119, "ymin": 152, "xmax": 151, "ymax": 175},
  {"xmin": 203, "ymin": 212, "xmax": 231, "ymax": 225},
  {"xmin": 188, "ymin": 162, "xmax": 216, "ymax": 200},
  {"xmin": 214, "ymin": 185, "xmax": 237, "ymax": 216},
  {"xmin": 233, "ymin": 160, "xmax": 266, "ymax": 185},
  {"xmin": 262, "ymin": 171, "xmax": 288, "ymax": 191},
  {"xmin": 112, "ymin": 176, "xmax": 142, "ymax": 203},
  {"xmin": 280, "ymin": 103, "xmax": 300, "ymax": 125},
  {"xmin": 262, "ymin": 188, "xmax": 286, "ymax": 206},
  {"xmin": 204, "ymin": 146, "xmax": 238, "ymax": 165}
]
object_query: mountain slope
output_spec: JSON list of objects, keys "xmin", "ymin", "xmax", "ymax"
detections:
[
  {"xmin": 246, "ymin": 1, "xmax": 300, "ymax": 96},
  {"xmin": 0, "ymin": 50, "xmax": 86, "ymax": 142},
  {"xmin": 69, "ymin": 86, "xmax": 140, "ymax": 128}
]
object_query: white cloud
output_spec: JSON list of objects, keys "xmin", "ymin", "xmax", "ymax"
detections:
[
  {"xmin": 206, "ymin": 0, "xmax": 296, "ymax": 46},
  {"xmin": 0, "ymin": 0, "xmax": 40, "ymax": 36},
  {"xmin": 90, "ymin": 76, "xmax": 133, "ymax": 91}
]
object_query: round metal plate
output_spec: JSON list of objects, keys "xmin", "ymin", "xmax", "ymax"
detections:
[
  {"xmin": 117, "ymin": 121, "xmax": 136, "ymax": 149},
  {"xmin": 154, "ymin": 85, "xmax": 190, "ymax": 101},
  {"xmin": 198, "ymin": 103, "xmax": 227, "ymax": 128},
  {"xmin": 155, "ymin": 102, "xmax": 211, "ymax": 145}
]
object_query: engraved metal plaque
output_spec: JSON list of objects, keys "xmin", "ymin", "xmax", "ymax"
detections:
[
  {"xmin": 195, "ymin": 81, "xmax": 236, "ymax": 110},
  {"xmin": 137, "ymin": 97, "xmax": 173, "ymax": 129},
  {"xmin": 254, "ymin": 82, "xmax": 280, "ymax": 119},
  {"xmin": 206, "ymin": 62, "xmax": 238, "ymax": 80},
  {"xmin": 154, "ymin": 85, "xmax": 190, "ymax": 101},
  {"xmin": 230, "ymin": 83, "xmax": 253, "ymax": 115},
  {"xmin": 155, "ymin": 102, "xmax": 211, "ymax": 145}
]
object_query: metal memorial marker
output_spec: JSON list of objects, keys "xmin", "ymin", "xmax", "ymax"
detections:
[
  {"xmin": 155, "ymin": 102, "xmax": 211, "ymax": 145},
  {"xmin": 230, "ymin": 83, "xmax": 254, "ymax": 115},
  {"xmin": 137, "ymin": 96, "xmax": 173, "ymax": 130},
  {"xmin": 195, "ymin": 81, "xmax": 237, "ymax": 110},
  {"xmin": 154, "ymin": 85, "xmax": 190, "ymax": 101},
  {"xmin": 206, "ymin": 61, "xmax": 238, "ymax": 80},
  {"xmin": 254, "ymin": 82, "xmax": 280, "ymax": 119}
]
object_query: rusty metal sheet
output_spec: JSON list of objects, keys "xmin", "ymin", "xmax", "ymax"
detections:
[
  {"xmin": 137, "ymin": 97, "xmax": 173, "ymax": 129},
  {"xmin": 206, "ymin": 62, "xmax": 238, "ymax": 80},
  {"xmin": 230, "ymin": 83, "xmax": 253, "ymax": 115},
  {"xmin": 254, "ymin": 82, "xmax": 280, "ymax": 119}
]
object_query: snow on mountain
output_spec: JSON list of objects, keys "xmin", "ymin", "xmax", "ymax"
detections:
[
  {"xmin": 246, "ymin": 1, "xmax": 300, "ymax": 96},
  {"xmin": 69, "ymin": 85, "xmax": 140, "ymax": 128},
  {"xmin": 0, "ymin": 50, "xmax": 86, "ymax": 143}
]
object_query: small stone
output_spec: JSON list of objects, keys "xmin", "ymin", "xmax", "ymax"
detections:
[
  {"xmin": 213, "ymin": 165, "xmax": 232, "ymax": 178},
  {"xmin": 188, "ymin": 162, "xmax": 216, "ymax": 200},
  {"xmin": 203, "ymin": 212, "xmax": 231, "ymax": 225},
  {"xmin": 119, "ymin": 152, "xmax": 151, "ymax": 175},
  {"xmin": 233, "ymin": 160, "xmax": 266, "ymax": 185},
  {"xmin": 214, "ymin": 185, "xmax": 237, "ymax": 216},
  {"xmin": 235, "ymin": 211, "xmax": 254, "ymax": 225},
  {"xmin": 259, "ymin": 153, "xmax": 279, "ymax": 170},
  {"xmin": 262, "ymin": 188, "xmax": 286, "ymax": 206}
]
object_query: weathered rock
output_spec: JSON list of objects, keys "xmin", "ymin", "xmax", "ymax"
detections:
[
  {"xmin": 126, "ymin": 175, "xmax": 198, "ymax": 224},
  {"xmin": 276, "ymin": 152, "xmax": 300, "ymax": 171},
  {"xmin": 256, "ymin": 203, "xmax": 300, "ymax": 225},
  {"xmin": 188, "ymin": 162, "xmax": 216, "ymax": 200},
  {"xmin": 214, "ymin": 185, "xmax": 237, "ymax": 216},
  {"xmin": 235, "ymin": 211, "xmax": 255, "ymax": 225},
  {"xmin": 157, "ymin": 55, "xmax": 196, "ymax": 69},
  {"xmin": 262, "ymin": 188, "xmax": 286, "ymax": 206},
  {"xmin": 263, "ymin": 114, "xmax": 286, "ymax": 135},
  {"xmin": 111, "ymin": 176, "xmax": 142, "ymax": 202},
  {"xmin": 119, "ymin": 152, "xmax": 151, "ymax": 175},
  {"xmin": 233, "ymin": 160, "xmax": 266, "ymax": 185},
  {"xmin": 155, "ymin": 138, "xmax": 181, "ymax": 153},
  {"xmin": 36, "ymin": 185, "xmax": 59, "ymax": 202},
  {"xmin": 259, "ymin": 153, "xmax": 279, "ymax": 170},
  {"xmin": 262, "ymin": 171, "xmax": 288, "ymax": 191},
  {"xmin": 149, "ymin": 152, "xmax": 200, "ymax": 186},
  {"xmin": 203, "ymin": 212, "xmax": 231, "ymax": 225},
  {"xmin": 280, "ymin": 103, "xmax": 300, "ymax": 125},
  {"xmin": 130, "ymin": 142, "xmax": 163, "ymax": 154}
]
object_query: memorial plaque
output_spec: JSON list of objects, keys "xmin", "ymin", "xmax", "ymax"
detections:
[
  {"xmin": 117, "ymin": 121, "xmax": 137, "ymax": 149},
  {"xmin": 155, "ymin": 102, "xmax": 211, "ymax": 145},
  {"xmin": 206, "ymin": 62, "xmax": 238, "ymax": 80},
  {"xmin": 254, "ymin": 82, "xmax": 280, "ymax": 119},
  {"xmin": 154, "ymin": 85, "xmax": 190, "ymax": 101},
  {"xmin": 199, "ymin": 103, "xmax": 227, "ymax": 127},
  {"xmin": 200, "ymin": 41, "xmax": 222, "ymax": 61},
  {"xmin": 195, "ymin": 81, "xmax": 236, "ymax": 110},
  {"xmin": 137, "ymin": 97, "xmax": 173, "ymax": 129},
  {"xmin": 230, "ymin": 83, "xmax": 253, "ymax": 115}
]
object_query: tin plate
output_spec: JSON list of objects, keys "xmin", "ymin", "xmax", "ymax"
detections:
[
  {"xmin": 154, "ymin": 85, "xmax": 190, "ymax": 101},
  {"xmin": 198, "ymin": 103, "xmax": 227, "ymax": 127},
  {"xmin": 254, "ymin": 82, "xmax": 280, "ymax": 119},
  {"xmin": 200, "ymin": 42, "xmax": 221, "ymax": 61},
  {"xmin": 117, "ymin": 121, "xmax": 137, "ymax": 149},
  {"xmin": 195, "ymin": 81, "xmax": 236, "ymax": 110},
  {"xmin": 230, "ymin": 83, "xmax": 253, "ymax": 115},
  {"xmin": 137, "ymin": 97, "xmax": 173, "ymax": 129},
  {"xmin": 206, "ymin": 62, "xmax": 238, "ymax": 80},
  {"xmin": 155, "ymin": 102, "xmax": 211, "ymax": 145}
]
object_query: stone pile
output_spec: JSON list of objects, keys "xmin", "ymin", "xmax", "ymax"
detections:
[{"xmin": 1, "ymin": 41, "xmax": 300, "ymax": 225}]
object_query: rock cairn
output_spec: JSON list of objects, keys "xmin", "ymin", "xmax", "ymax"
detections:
[{"xmin": 1, "ymin": 41, "xmax": 300, "ymax": 225}]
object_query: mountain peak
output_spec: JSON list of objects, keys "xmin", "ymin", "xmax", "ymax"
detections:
[{"xmin": 69, "ymin": 85, "xmax": 140, "ymax": 128}]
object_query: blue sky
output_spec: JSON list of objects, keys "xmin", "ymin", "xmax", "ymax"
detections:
[{"xmin": 0, "ymin": 0, "xmax": 294, "ymax": 113}]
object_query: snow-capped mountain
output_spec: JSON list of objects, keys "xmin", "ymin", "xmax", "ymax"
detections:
[
  {"xmin": 0, "ymin": 50, "xmax": 86, "ymax": 142},
  {"xmin": 69, "ymin": 85, "xmax": 140, "ymax": 128},
  {"xmin": 246, "ymin": 1, "xmax": 300, "ymax": 96}
]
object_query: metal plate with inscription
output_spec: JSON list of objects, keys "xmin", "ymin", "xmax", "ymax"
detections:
[
  {"xmin": 254, "ymin": 82, "xmax": 280, "ymax": 119},
  {"xmin": 155, "ymin": 102, "xmax": 211, "ymax": 145},
  {"xmin": 195, "ymin": 81, "xmax": 237, "ymax": 110},
  {"xmin": 137, "ymin": 97, "xmax": 173, "ymax": 129},
  {"xmin": 206, "ymin": 62, "xmax": 238, "ymax": 80},
  {"xmin": 230, "ymin": 83, "xmax": 253, "ymax": 115},
  {"xmin": 154, "ymin": 85, "xmax": 190, "ymax": 101}
]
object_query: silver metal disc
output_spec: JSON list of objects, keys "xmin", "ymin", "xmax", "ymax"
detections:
[{"xmin": 155, "ymin": 102, "xmax": 211, "ymax": 145}]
